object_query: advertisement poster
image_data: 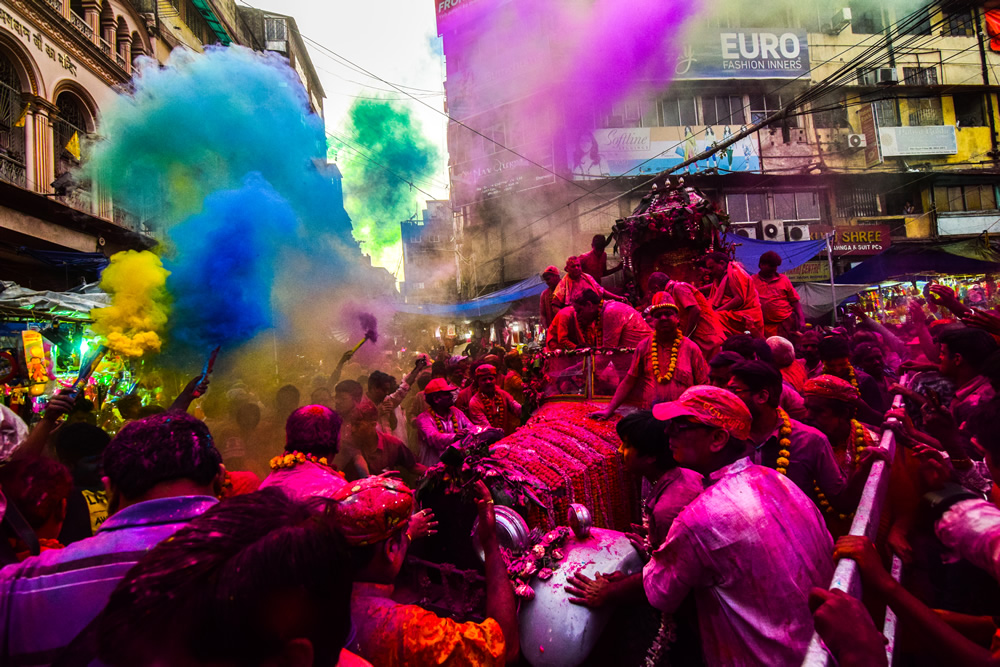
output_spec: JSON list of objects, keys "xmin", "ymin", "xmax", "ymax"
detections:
[
  {"xmin": 451, "ymin": 141, "xmax": 556, "ymax": 206},
  {"xmin": 567, "ymin": 127, "xmax": 760, "ymax": 180},
  {"xmin": 675, "ymin": 29, "xmax": 810, "ymax": 80}
]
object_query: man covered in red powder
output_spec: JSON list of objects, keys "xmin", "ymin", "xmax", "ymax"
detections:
[
  {"xmin": 579, "ymin": 233, "xmax": 623, "ymax": 282},
  {"xmin": 553, "ymin": 256, "xmax": 622, "ymax": 309},
  {"xmin": 539, "ymin": 265, "xmax": 561, "ymax": 328},
  {"xmin": 752, "ymin": 250, "xmax": 803, "ymax": 338},
  {"xmin": 704, "ymin": 251, "xmax": 763, "ymax": 338},
  {"xmin": 468, "ymin": 365, "xmax": 522, "ymax": 435}
]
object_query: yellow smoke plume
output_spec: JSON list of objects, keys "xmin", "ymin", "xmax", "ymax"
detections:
[{"xmin": 91, "ymin": 250, "xmax": 170, "ymax": 358}]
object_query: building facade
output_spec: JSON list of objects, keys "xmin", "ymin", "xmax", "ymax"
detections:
[
  {"xmin": 400, "ymin": 199, "xmax": 458, "ymax": 303},
  {"xmin": 436, "ymin": 1, "xmax": 1000, "ymax": 295},
  {"xmin": 0, "ymin": 0, "xmax": 326, "ymax": 290}
]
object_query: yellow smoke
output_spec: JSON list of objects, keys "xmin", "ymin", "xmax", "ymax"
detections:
[{"xmin": 91, "ymin": 250, "xmax": 171, "ymax": 358}]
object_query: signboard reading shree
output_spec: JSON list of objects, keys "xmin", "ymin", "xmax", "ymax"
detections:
[{"xmin": 811, "ymin": 225, "xmax": 891, "ymax": 256}]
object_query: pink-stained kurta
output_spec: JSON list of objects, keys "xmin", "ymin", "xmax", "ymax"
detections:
[
  {"xmin": 752, "ymin": 272, "xmax": 800, "ymax": 338},
  {"xmin": 709, "ymin": 261, "xmax": 764, "ymax": 338},
  {"xmin": 412, "ymin": 407, "xmax": 478, "ymax": 467},
  {"xmin": 644, "ymin": 457, "xmax": 834, "ymax": 667},
  {"xmin": 626, "ymin": 334, "xmax": 709, "ymax": 408},
  {"xmin": 259, "ymin": 460, "xmax": 348, "ymax": 500},
  {"xmin": 468, "ymin": 388, "xmax": 522, "ymax": 435},
  {"xmin": 552, "ymin": 273, "xmax": 603, "ymax": 309}
]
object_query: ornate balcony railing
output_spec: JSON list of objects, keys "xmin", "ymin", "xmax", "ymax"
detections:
[
  {"xmin": 0, "ymin": 152, "xmax": 26, "ymax": 188},
  {"xmin": 44, "ymin": 0, "xmax": 63, "ymax": 13},
  {"xmin": 70, "ymin": 11, "xmax": 93, "ymax": 40},
  {"xmin": 100, "ymin": 38, "xmax": 112, "ymax": 58}
]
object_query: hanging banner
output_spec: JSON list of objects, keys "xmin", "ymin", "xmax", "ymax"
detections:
[{"xmin": 675, "ymin": 29, "xmax": 810, "ymax": 80}]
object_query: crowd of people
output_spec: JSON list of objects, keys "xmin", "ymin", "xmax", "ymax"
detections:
[{"xmin": 3, "ymin": 237, "xmax": 1000, "ymax": 666}]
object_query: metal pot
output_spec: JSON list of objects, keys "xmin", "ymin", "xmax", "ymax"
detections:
[
  {"xmin": 471, "ymin": 505, "xmax": 530, "ymax": 561},
  {"xmin": 518, "ymin": 528, "xmax": 643, "ymax": 667}
]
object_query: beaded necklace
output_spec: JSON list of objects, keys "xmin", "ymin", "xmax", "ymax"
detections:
[
  {"xmin": 431, "ymin": 408, "xmax": 460, "ymax": 432},
  {"xmin": 814, "ymin": 420, "xmax": 869, "ymax": 519},
  {"xmin": 650, "ymin": 330, "xmax": 683, "ymax": 384}
]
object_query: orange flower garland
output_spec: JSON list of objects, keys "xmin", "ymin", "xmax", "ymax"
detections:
[
  {"xmin": 823, "ymin": 361, "xmax": 860, "ymax": 391},
  {"xmin": 650, "ymin": 331, "xmax": 683, "ymax": 384},
  {"xmin": 478, "ymin": 392, "xmax": 507, "ymax": 429},
  {"xmin": 814, "ymin": 420, "xmax": 870, "ymax": 519},
  {"xmin": 775, "ymin": 408, "xmax": 792, "ymax": 475},
  {"xmin": 269, "ymin": 450, "xmax": 332, "ymax": 471},
  {"xmin": 431, "ymin": 409, "xmax": 460, "ymax": 432}
]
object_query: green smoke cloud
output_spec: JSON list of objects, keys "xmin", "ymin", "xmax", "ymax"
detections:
[{"xmin": 337, "ymin": 98, "xmax": 441, "ymax": 272}]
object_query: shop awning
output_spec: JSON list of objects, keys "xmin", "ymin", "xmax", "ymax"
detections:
[
  {"xmin": 0, "ymin": 281, "xmax": 107, "ymax": 319},
  {"xmin": 190, "ymin": 0, "xmax": 232, "ymax": 45},
  {"xmin": 723, "ymin": 233, "xmax": 828, "ymax": 273},
  {"xmin": 835, "ymin": 238, "xmax": 1000, "ymax": 284},
  {"xmin": 393, "ymin": 275, "xmax": 546, "ymax": 320}
]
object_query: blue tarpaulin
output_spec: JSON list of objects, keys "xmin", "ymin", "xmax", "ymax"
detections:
[
  {"xmin": 393, "ymin": 275, "xmax": 546, "ymax": 319},
  {"xmin": 723, "ymin": 234, "xmax": 828, "ymax": 273}
]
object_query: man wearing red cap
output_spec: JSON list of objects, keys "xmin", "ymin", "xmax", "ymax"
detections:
[
  {"xmin": 591, "ymin": 294, "xmax": 708, "ymax": 419},
  {"xmin": 643, "ymin": 385, "xmax": 833, "ymax": 667},
  {"xmin": 330, "ymin": 476, "xmax": 518, "ymax": 666},
  {"xmin": 412, "ymin": 378, "xmax": 479, "ymax": 466},
  {"xmin": 469, "ymin": 365, "xmax": 522, "ymax": 435},
  {"xmin": 539, "ymin": 266, "xmax": 561, "ymax": 328}
]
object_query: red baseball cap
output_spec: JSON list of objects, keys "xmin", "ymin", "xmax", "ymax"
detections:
[
  {"xmin": 424, "ymin": 378, "xmax": 457, "ymax": 394},
  {"xmin": 652, "ymin": 385, "xmax": 752, "ymax": 440}
]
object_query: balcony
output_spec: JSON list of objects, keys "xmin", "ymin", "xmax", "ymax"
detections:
[
  {"xmin": 115, "ymin": 53, "xmax": 128, "ymax": 72},
  {"xmin": 855, "ymin": 215, "xmax": 929, "ymax": 239},
  {"xmin": 0, "ymin": 152, "xmax": 26, "ymax": 188},
  {"xmin": 70, "ymin": 11, "xmax": 94, "ymax": 40},
  {"xmin": 45, "ymin": 0, "xmax": 63, "ymax": 12},
  {"xmin": 100, "ymin": 38, "xmax": 112, "ymax": 58}
]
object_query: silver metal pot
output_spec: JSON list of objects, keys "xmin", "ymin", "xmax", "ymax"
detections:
[
  {"xmin": 518, "ymin": 528, "xmax": 643, "ymax": 667},
  {"xmin": 471, "ymin": 505, "xmax": 530, "ymax": 561}
]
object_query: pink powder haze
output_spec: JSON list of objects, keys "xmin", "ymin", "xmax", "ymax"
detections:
[{"xmin": 438, "ymin": 0, "xmax": 703, "ymax": 149}]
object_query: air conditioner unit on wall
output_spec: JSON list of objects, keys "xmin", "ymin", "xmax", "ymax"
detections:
[
  {"xmin": 877, "ymin": 68, "xmax": 899, "ymax": 85},
  {"xmin": 730, "ymin": 222, "xmax": 761, "ymax": 239},
  {"xmin": 785, "ymin": 223, "xmax": 812, "ymax": 242},
  {"xmin": 828, "ymin": 7, "xmax": 852, "ymax": 34},
  {"xmin": 761, "ymin": 220, "xmax": 785, "ymax": 241},
  {"xmin": 848, "ymin": 133, "xmax": 867, "ymax": 148}
]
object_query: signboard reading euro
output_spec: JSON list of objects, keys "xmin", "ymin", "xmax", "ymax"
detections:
[{"xmin": 675, "ymin": 29, "xmax": 810, "ymax": 79}]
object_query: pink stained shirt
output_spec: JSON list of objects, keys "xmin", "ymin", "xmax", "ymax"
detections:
[
  {"xmin": 468, "ymin": 388, "xmax": 522, "ymax": 435},
  {"xmin": 259, "ymin": 460, "xmax": 348, "ymax": 500},
  {"xmin": 412, "ymin": 407, "xmax": 478, "ymax": 467},
  {"xmin": 666, "ymin": 281, "xmax": 725, "ymax": 359},
  {"xmin": 552, "ymin": 273, "xmax": 603, "ymax": 309},
  {"xmin": 645, "ymin": 467, "xmax": 705, "ymax": 551},
  {"xmin": 752, "ymin": 273, "xmax": 800, "ymax": 326},
  {"xmin": 643, "ymin": 457, "xmax": 834, "ymax": 667},
  {"xmin": 936, "ymin": 498, "xmax": 1000, "ymax": 584},
  {"xmin": 626, "ymin": 334, "xmax": 709, "ymax": 408}
]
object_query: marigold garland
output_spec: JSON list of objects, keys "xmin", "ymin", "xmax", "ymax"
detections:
[
  {"xmin": 823, "ymin": 361, "xmax": 860, "ymax": 391},
  {"xmin": 814, "ymin": 420, "xmax": 871, "ymax": 519},
  {"xmin": 775, "ymin": 407, "xmax": 792, "ymax": 475},
  {"xmin": 269, "ymin": 450, "xmax": 334, "ymax": 472},
  {"xmin": 477, "ymin": 391, "xmax": 507, "ymax": 429},
  {"xmin": 431, "ymin": 409, "xmax": 460, "ymax": 433},
  {"xmin": 650, "ymin": 331, "xmax": 683, "ymax": 384}
]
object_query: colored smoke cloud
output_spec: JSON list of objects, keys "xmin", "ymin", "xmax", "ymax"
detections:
[
  {"xmin": 338, "ymin": 98, "xmax": 440, "ymax": 273},
  {"xmin": 164, "ymin": 174, "xmax": 297, "ymax": 349},
  {"xmin": 90, "ymin": 250, "xmax": 170, "ymax": 358},
  {"xmin": 84, "ymin": 46, "xmax": 360, "ymax": 352}
]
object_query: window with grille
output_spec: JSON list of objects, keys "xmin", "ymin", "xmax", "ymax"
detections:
[
  {"xmin": 702, "ymin": 95, "xmax": 746, "ymax": 127},
  {"xmin": 660, "ymin": 95, "xmax": 697, "ymax": 127},
  {"xmin": 907, "ymin": 97, "xmax": 943, "ymax": 126},
  {"xmin": 0, "ymin": 53, "xmax": 26, "ymax": 187},
  {"xmin": 874, "ymin": 98, "xmax": 900, "ymax": 127},
  {"xmin": 725, "ymin": 193, "xmax": 768, "ymax": 222},
  {"xmin": 945, "ymin": 9, "xmax": 975, "ymax": 36},
  {"xmin": 836, "ymin": 187, "xmax": 879, "ymax": 218},
  {"xmin": 773, "ymin": 192, "xmax": 822, "ymax": 221},
  {"xmin": 934, "ymin": 185, "xmax": 998, "ymax": 212},
  {"xmin": 53, "ymin": 92, "xmax": 87, "ymax": 178},
  {"xmin": 953, "ymin": 93, "xmax": 986, "ymax": 127},
  {"xmin": 264, "ymin": 17, "xmax": 287, "ymax": 41},
  {"xmin": 902, "ymin": 67, "xmax": 939, "ymax": 86},
  {"xmin": 600, "ymin": 99, "xmax": 647, "ymax": 128}
]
